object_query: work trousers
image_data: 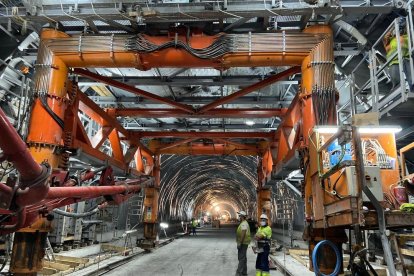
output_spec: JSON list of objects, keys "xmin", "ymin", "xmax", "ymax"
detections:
[
  {"xmin": 389, "ymin": 60, "xmax": 414, "ymax": 91},
  {"xmin": 236, "ymin": 244, "xmax": 248, "ymax": 276},
  {"xmin": 256, "ymin": 244, "xmax": 270, "ymax": 276}
]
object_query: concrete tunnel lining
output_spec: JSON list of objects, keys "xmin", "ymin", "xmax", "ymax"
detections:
[{"xmin": 159, "ymin": 155, "xmax": 258, "ymax": 221}]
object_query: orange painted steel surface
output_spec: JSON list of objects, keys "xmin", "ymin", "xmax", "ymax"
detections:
[
  {"xmin": 155, "ymin": 138, "xmax": 199, "ymax": 153},
  {"xmin": 143, "ymin": 156, "xmax": 160, "ymax": 240},
  {"xmin": 57, "ymin": 52, "xmax": 307, "ymax": 69},
  {"xmin": 6, "ymin": 26, "xmax": 338, "ymax": 267},
  {"xmin": 40, "ymin": 28, "xmax": 312, "ymax": 70},
  {"xmin": 74, "ymin": 68, "xmax": 195, "ymax": 113},
  {"xmin": 148, "ymin": 141, "xmax": 259, "ymax": 156},
  {"xmin": 111, "ymin": 108, "xmax": 287, "ymax": 118},
  {"xmin": 132, "ymin": 131, "xmax": 273, "ymax": 139},
  {"xmin": 271, "ymin": 25, "xmax": 334, "ymax": 221},
  {"xmin": 76, "ymin": 88, "xmax": 153, "ymax": 159},
  {"xmin": 27, "ymin": 30, "xmax": 69, "ymax": 168}
]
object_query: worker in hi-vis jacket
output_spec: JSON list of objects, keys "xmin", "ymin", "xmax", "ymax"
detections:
[{"xmin": 255, "ymin": 214, "xmax": 272, "ymax": 276}]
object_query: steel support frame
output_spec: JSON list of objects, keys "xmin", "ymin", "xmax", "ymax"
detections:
[
  {"xmin": 0, "ymin": 24, "xmax": 372, "ymax": 274},
  {"xmin": 198, "ymin": 67, "xmax": 300, "ymax": 113},
  {"xmin": 75, "ymin": 88, "xmax": 153, "ymax": 173},
  {"xmin": 0, "ymin": 1, "xmax": 395, "ymax": 28},
  {"xmin": 148, "ymin": 139, "xmax": 262, "ymax": 156},
  {"xmin": 110, "ymin": 108, "xmax": 287, "ymax": 119},
  {"xmin": 130, "ymin": 131, "xmax": 273, "ymax": 139},
  {"xmin": 142, "ymin": 155, "xmax": 160, "ymax": 247},
  {"xmin": 270, "ymin": 25, "xmax": 350, "ymax": 273},
  {"xmin": 73, "ymin": 68, "xmax": 195, "ymax": 113}
]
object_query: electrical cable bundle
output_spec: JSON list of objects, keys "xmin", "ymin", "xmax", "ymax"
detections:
[
  {"xmin": 361, "ymin": 139, "xmax": 391, "ymax": 168},
  {"xmin": 125, "ymin": 33, "xmax": 327, "ymax": 59},
  {"xmin": 309, "ymin": 35, "xmax": 336, "ymax": 125},
  {"xmin": 125, "ymin": 34, "xmax": 233, "ymax": 59},
  {"xmin": 312, "ymin": 85, "xmax": 336, "ymax": 125},
  {"xmin": 38, "ymin": 93, "xmax": 64, "ymax": 129}
]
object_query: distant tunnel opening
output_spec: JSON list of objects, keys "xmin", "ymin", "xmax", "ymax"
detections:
[{"xmin": 159, "ymin": 155, "xmax": 258, "ymax": 222}]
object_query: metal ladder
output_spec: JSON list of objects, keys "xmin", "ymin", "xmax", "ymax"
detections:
[
  {"xmin": 45, "ymin": 237, "xmax": 55, "ymax": 262},
  {"xmin": 126, "ymin": 191, "xmax": 144, "ymax": 230}
]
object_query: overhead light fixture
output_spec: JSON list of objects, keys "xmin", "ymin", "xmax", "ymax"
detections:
[
  {"xmin": 358, "ymin": 126, "xmax": 402, "ymax": 134},
  {"xmin": 245, "ymin": 120, "xmax": 255, "ymax": 126},
  {"xmin": 314, "ymin": 126, "xmax": 339, "ymax": 134},
  {"xmin": 314, "ymin": 125, "xmax": 402, "ymax": 134}
]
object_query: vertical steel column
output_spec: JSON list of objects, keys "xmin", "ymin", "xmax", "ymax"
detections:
[
  {"xmin": 10, "ymin": 29, "xmax": 70, "ymax": 275},
  {"xmin": 26, "ymin": 29, "xmax": 70, "ymax": 167},
  {"xmin": 394, "ymin": 19, "xmax": 406, "ymax": 100},
  {"xmin": 302, "ymin": 25, "xmax": 346, "ymax": 274},
  {"xmin": 256, "ymin": 159, "xmax": 271, "ymax": 225},
  {"xmin": 369, "ymin": 49, "xmax": 379, "ymax": 112},
  {"xmin": 142, "ymin": 154, "xmax": 159, "ymax": 247},
  {"xmin": 352, "ymin": 127, "xmax": 397, "ymax": 276},
  {"xmin": 406, "ymin": 9, "xmax": 414, "ymax": 88}
]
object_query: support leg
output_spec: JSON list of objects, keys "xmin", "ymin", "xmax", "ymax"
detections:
[{"xmin": 142, "ymin": 155, "xmax": 160, "ymax": 249}]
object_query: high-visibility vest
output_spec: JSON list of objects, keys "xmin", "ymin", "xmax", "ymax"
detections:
[
  {"xmin": 236, "ymin": 220, "xmax": 251, "ymax": 245},
  {"xmin": 256, "ymin": 225, "xmax": 272, "ymax": 240},
  {"xmin": 387, "ymin": 35, "xmax": 409, "ymax": 66}
]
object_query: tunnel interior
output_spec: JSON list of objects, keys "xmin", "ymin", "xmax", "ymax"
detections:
[{"xmin": 159, "ymin": 155, "xmax": 258, "ymax": 222}]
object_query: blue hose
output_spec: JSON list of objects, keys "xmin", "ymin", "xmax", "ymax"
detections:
[{"xmin": 312, "ymin": 240, "xmax": 341, "ymax": 276}]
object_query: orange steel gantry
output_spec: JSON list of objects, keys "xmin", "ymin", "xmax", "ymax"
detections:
[
  {"xmin": 0, "ymin": 24, "xmax": 333, "ymax": 274},
  {"xmin": 1, "ymin": 24, "xmax": 412, "ymax": 275}
]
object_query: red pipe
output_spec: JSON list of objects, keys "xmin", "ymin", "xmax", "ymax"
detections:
[
  {"xmin": 45, "ymin": 185, "xmax": 141, "ymax": 199},
  {"xmin": 0, "ymin": 107, "xmax": 43, "ymax": 181}
]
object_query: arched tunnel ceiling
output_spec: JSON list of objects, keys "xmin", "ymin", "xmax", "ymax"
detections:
[{"xmin": 159, "ymin": 155, "xmax": 258, "ymax": 221}]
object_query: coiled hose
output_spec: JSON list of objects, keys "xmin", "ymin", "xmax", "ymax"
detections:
[{"xmin": 312, "ymin": 240, "xmax": 341, "ymax": 276}]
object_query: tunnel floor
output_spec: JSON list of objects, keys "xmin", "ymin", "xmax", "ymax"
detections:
[{"xmin": 105, "ymin": 225, "xmax": 282, "ymax": 276}]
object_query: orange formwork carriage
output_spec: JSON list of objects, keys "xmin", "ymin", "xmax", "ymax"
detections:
[{"xmin": 2, "ymin": 24, "xmax": 391, "ymax": 275}]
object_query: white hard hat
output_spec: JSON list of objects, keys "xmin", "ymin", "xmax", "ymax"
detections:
[
  {"xmin": 260, "ymin": 214, "xmax": 268, "ymax": 220},
  {"xmin": 237, "ymin": 211, "xmax": 247, "ymax": 216}
]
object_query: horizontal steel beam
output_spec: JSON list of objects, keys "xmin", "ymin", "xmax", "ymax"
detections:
[
  {"xmin": 88, "ymin": 96, "xmax": 294, "ymax": 106},
  {"xmin": 130, "ymin": 131, "xmax": 273, "ymax": 139},
  {"xmin": 78, "ymin": 76, "xmax": 299, "ymax": 87},
  {"xmin": 122, "ymin": 123, "xmax": 277, "ymax": 131},
  {"xmin": 74, "ymin": 68, "xmax": 195, "ymax": 113},
  {"xmin": 0, "ymin": 2, "xmax": 395, "ymax": 25},
  {"xmin": 111, "ymin": 108, "xmax": 287, "ymax": 118},
  {"xmin": 199, "ymin": 66, "xmax": 301, "ymax": 113}
]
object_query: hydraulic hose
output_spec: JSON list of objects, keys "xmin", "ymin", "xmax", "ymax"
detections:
[
  {"xmin": 312, "ymin": 240, "xmax": 341, "ymax": 276},
  {"xmin": 52, "ymin": 202, "xmax": 108, "ymax": 218},
  {"xmin": 53, "ymin": 207, "xmax": 99, "ymax": 218},
  {"xmin": 39, "ymin": 94, "xmax": 64, "ymax": 129}
]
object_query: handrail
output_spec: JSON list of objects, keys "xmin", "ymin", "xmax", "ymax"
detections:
[{"xmin": 337, "ymin": 17, "xmax": 408, "ymax": 118}]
